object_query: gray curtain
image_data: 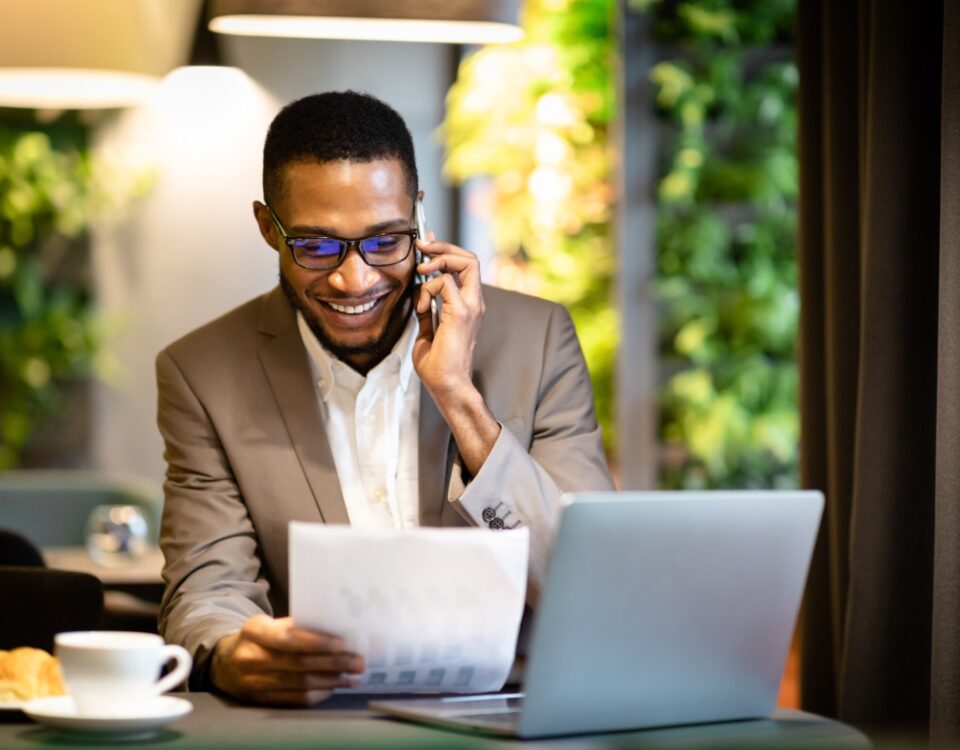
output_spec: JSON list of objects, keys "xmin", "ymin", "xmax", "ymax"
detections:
[{"xmin": 796, "ymin": 0, "xmax": 960, "ymax": 740}]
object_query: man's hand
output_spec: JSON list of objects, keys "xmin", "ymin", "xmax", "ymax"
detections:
[
  {"xmin": 412, "ymin": 238, "xmax": 485, "ymax": 400},
  {"xmin": 210, "ymin": 615, "xmax": 364, "ymax": 706},
  {"xmin": 413, "ymin": 238, "xmax": 500, "ymax": 476}
]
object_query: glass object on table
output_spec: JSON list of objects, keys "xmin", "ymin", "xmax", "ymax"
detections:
[{"xmin": 85, "ymin": 504, "xmax": 150, "ymax": 567}]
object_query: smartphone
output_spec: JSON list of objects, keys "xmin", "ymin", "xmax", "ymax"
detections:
[{"xmin": 414, "ymin": 197, "xmax": 441, "ymax": 331}]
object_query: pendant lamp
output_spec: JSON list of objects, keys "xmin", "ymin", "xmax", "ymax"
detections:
[
  {"xmin": 208, "ymin": 0, "xmax": 523, "ymax": 44},
  {"xmin": 0, "ymin": 0, "xmax": 201, "ymax": 109}
]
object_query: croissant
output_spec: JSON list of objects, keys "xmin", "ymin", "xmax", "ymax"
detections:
[{"xmin": 0, "ymin": 647, "xmax": 66, "ymax": 701}]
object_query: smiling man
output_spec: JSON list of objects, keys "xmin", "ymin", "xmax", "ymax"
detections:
[{"xmin": 156, "ymin": 91, "xmax": 613, "ymax": 706}]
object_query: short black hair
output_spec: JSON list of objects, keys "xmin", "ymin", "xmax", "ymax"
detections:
[{"xmin": 262, "ymin": 90, "xmax": 418, "ymax": 205}]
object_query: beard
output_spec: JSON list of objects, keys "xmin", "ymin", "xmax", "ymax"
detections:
[{"xmin": 279, "ymin": 270, "xmax": 414, "ymax": 365}]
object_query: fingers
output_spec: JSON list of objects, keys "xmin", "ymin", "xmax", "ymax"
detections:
[
  {"xmin": 277, "ymin": 652, "xmax": 364, "ymax": 674},
  {"xmin": 417, "ymin": 274, "xmax": 462, "ymax": 315},
  {"xmin": 415, "ymin": 303, "xmax": 435, "ymax": 342},
  {"xmin": 213, "ymin": 618, "xmax": 368, "ymax": 708},
  {"xmin": 416, "ymin": 240, "xmax": 480, "ymax": 284},
  {"xmin": 233, "ymin": 639, "xmax": 364, "ymax": 675},
  {"xmin": 242, "ymin": 615, "xmax": 344, "ymax": 655}
]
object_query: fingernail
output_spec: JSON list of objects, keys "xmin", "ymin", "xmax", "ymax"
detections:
[{"xmin": 329, "ymin": 637, "xmax": 344, "ymax": 652}]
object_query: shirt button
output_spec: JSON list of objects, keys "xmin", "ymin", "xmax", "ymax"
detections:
[
  {"xmin": 482, "ymin": 507, "xmax": 496, "ymax": 522},
  {"xmin": 318, "ymin": 378, "xmax": 327, "ymax": 389},
  {"xmin": 363, "ymin": 414, "xmax": 375, "ymax": 426},
  {"xmin": 372, "ymin": 487, "xmax": 387, "ymax": 503},
  {"xmin": 488, "ymin": 518, "xmax": 504, "ymax": 530}
]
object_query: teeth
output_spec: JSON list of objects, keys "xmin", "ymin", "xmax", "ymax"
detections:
[{"xmin": 329, "ymin": 299, "xmax": 377, "ymax": 314}]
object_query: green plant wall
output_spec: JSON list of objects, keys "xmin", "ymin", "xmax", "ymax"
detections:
[
  {"xmin": 0, "ymin": 121, "xmax": 103, "ymax": 469},
  {"xmin": 441, "ymin": 0, "xmax": 799, "ymax": 487},
  {"xmin": 442, "ymin": 0, "xmax": 618, "ymax": 451},
  {"xmin": 649, "ymin": 0, "xmax": 799, "ymax": 488}
]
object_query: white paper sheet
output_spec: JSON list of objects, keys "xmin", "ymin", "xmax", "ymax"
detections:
[{"xmin": 289, "ymin": 523, "xmax": 529, "ymax": 694}]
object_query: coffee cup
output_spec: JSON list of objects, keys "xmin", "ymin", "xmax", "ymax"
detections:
[{"xmin": 54, "ymin": 631, "xmax": 192, "ymax": 716}]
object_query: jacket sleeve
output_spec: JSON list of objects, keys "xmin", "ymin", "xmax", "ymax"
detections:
[
  {"xmin": 155, "ymin": 347, "xmax": 273, "ymax": 689},
  {"xmin": 447, "ymin": 303, "xmax": 615, "ymax": 588}
]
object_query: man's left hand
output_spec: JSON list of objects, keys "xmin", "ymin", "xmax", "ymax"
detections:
[
  {"xmin": 412, "ymin": 238, "xmax": 485, "ymax": 402},
  {"xmin": 412, "ymin": 238, "xmax": 501, "ymax": 476}
]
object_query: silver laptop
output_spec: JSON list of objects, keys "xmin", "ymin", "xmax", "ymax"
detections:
[{"xmin": 369, "ymin": 490, "xmax": 824, "ymax": 738}]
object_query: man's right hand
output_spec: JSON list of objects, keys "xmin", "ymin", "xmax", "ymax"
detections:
[{"xmin": 210, "ymin": 615, "xmax": 365, "ymax": 705}]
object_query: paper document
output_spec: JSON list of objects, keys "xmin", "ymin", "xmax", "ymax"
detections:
[{"xmin": 289, "ymin": 523, "xmax": 529, "ymax": 694}]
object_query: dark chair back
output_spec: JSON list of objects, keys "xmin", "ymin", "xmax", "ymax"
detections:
[
  {"xmin": 0, "ymin": 567, "xmax": 104, "ymax": 651},
  {"xmin": 0, "ymin": 528, "xmax": 46, "ymax": 567}
]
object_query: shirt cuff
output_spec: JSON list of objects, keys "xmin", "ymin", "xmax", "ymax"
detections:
[{"xmin": 447, "ymin": 420, "xmax": 526, "ymax": 531}]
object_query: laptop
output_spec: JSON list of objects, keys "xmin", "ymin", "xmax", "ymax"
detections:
[{"xmin": 369, "ymin": 490, "xmax": 824, "ymax": 738}]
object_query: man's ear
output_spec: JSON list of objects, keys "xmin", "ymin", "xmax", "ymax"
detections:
[{"xmin": 252, "ymin": 201, "xmax": 278, "ymax": 251}]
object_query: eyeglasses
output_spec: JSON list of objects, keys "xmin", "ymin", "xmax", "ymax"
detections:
[{"xmin": 265, "ymin": 204, "xmax": 418, "ymax": 271}]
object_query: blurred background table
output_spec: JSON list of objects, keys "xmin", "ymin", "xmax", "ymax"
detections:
[
  {"xmin": 42, "ymin": 546, "xmax": 164, "ymax": 586},
  {"xmin": 0, "ymin": 471, "xmax": 165, "ymax": 633}
]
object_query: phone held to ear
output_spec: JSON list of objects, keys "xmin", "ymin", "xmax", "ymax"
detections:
[{"xmin": 414, "ymin": 198, "xmax": 441, "ymax": 332}]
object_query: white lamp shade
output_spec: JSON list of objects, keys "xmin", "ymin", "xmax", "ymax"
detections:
[
  {"xmin": 209, "ymin": 0, "xmax": 523, "ymax": 44},
  {"xmin": 0, "ymin": 0, "xmax": 201, "ymax": 108}
]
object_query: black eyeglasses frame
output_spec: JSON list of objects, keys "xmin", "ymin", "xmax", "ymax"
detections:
[{"xmin": 264, "ymin": 203, "xmax": 419, "ymax": 271}]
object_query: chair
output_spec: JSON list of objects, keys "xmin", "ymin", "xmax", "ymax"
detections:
[
  {"xmin": 0, "ymin": 470, "xmax": 162, "ymax": 633},
  {"xmin": 0, "ymin": 529, "xmax": 45, "ymax": 567},
  {"xmin": 0, "ymin": 567, "xmax": 104, "ymax": 651}
]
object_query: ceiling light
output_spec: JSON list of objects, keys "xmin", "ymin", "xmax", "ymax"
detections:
[
  {"xmin": 0, "ymin": 69, "xmax": 160, "ymax": 110},
  {"xmin": 0, "ymin": 0, "xmax": 201, "ymax": 109},
  {"xmin": 209, "ymin": 0, "xmax": 523, "ymax": 44}
]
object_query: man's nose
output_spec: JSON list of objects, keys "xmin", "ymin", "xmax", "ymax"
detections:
[{"xmin": 328, "ymin": 248, "xmax": 379, "ymax": 294}]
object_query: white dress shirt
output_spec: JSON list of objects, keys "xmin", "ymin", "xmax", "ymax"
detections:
[
  {"xmin": 297, "ymin": 312, "xmax": 420, "ymax": 530},
  {"xmin": 297, "ymin": 310, "xmax": 533, "ymax": 545}
]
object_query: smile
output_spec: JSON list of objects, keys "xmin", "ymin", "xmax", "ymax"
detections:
[{"xmin": 327, "ymin": 299, "xmax": 378, "ymax": 315}]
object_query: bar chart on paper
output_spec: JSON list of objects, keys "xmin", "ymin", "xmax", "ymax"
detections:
[{"xmin": 289, "ymin": 524, "xmax": 530, "ymax": 694}]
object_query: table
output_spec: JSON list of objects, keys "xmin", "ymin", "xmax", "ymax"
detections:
[
  {"xmin": 42, "ymin": 546, "xmax": 165, "ymax": 586},
  {"xmin": 0, "ymin": 693, "xmax": 870, "ymax": 749}
]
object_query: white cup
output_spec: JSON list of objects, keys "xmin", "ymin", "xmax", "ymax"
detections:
[{"xmin": 54, "ymin": 631, "xmax": 192, "ymax": 716}]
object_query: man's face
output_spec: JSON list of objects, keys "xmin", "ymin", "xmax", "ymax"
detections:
[{"xmin": 257, "ymin": 158, "xmax": 416, "ymax": 373}]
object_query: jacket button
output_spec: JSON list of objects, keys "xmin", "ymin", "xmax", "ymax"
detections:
[
  {"xmin": 482, "ymin": 507, "xmax": 496, "ymax": 522},
  {"xmin": 488, "ymin": 517, "xmax": 504, "ymax": 530}
]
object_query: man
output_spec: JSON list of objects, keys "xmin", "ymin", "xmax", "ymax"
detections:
[{"xmin": 157, "ymin": 91, "xmax": 613, "ymax": 706}]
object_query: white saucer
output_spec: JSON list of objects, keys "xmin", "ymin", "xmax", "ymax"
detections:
[{"xmin": 23, "ymin": 695, "xmax": 192, "ymax": 738}]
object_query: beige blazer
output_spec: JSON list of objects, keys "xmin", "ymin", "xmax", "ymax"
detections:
[{"xmin": 156, "ymin": 285, "xmax": 613, "ymax": 687}]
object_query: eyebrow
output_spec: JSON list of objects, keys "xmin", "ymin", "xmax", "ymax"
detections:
[{"xmin": 288, "ymin": 218, "xmax": 411, "ymax": 237}]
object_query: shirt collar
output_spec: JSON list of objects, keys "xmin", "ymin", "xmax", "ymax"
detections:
[{"xmin": 297, "ymin": 310, "xmax": 418, "ymax": 402}]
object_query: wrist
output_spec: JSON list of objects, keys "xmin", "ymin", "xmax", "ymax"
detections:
[
  {"xmin": 430, "ymin": 381, "xmax": 485, "ymax": 419},
  {"xmin": 430, "ymin": 385, "xmax": 501, "ymax": 477},
  {"xmin": 210, "ymin": 632, "xmax": 238, "ymax": 693}
]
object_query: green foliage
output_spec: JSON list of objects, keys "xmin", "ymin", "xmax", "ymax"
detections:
[
  {"xmin": 442, "ymin": 0, "xmax": 618, "ymax": 451},
  {"xmin": 0, "ymin": 123, "xmax": 102, "ymax": 469},
  {"xmin": 650, "ymin": 0, "xmax": 799, "ymax": 488}
]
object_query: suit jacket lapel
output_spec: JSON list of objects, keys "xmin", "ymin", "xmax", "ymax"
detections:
[
  {"xmin": 418, "ymin": 382, "xmax": 454, "ymax": 527},
  {"xmin": 257, "ymin": 289, "xmax": 350, "ymax": 525}
]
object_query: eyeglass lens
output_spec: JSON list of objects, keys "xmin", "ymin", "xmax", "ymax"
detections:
[{"xmin": 290, "ymin": 234, "xmax": 413, "ymax": 269}]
